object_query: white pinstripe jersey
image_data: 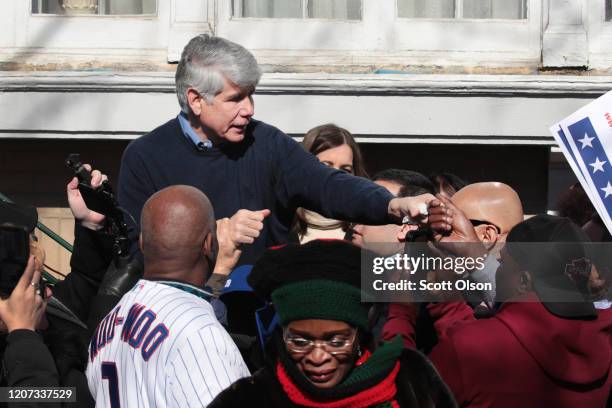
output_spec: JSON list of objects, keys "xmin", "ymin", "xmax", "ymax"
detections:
[{"xmin": 86, "ymin": 279, "xmax": 250, "ymax": 408}]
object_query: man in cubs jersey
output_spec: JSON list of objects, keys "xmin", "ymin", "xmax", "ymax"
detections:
[{"xmin": 87, "ymin": 185, "xmax": 249, "ymax": 407}]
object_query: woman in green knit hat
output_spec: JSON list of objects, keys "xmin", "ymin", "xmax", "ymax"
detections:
[{"xmin": 209, "ymin": 239, "xmax": 456, "ymax": 408}]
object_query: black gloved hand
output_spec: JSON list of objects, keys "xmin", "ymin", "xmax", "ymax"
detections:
[
  {"xmin": 86, "ymin": 257, "xmax": 143, "ymax": 337},
  {"xmin": 97, "ymin": 256, "xmax": 143, "ymax": 297}
]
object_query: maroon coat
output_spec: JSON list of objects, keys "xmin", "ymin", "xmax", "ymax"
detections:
[{"xmin": 428, "ymin": 295, "xmax": 612, "ymax": 407}]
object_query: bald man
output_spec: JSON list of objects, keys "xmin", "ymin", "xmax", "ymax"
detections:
[
  {"xmin": 427, "ymin": 182, "xmax": 524, "ymax": 305},
  {"xmin": 87, "ymin": 185, "xmax": 249, "ymax": 408},
  {"xmin": 140, "ymin": 185, "xmax": 216, "ymax": 284},
  {"xmin": 451, "ymin": 182, "xmax": 523, "ymax": 248}
]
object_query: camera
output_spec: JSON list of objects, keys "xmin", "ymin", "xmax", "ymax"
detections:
[
  {"xmin": 0, "ymin": 222, "xmax": 46, "ymax": 297},
  {"xmin": 0, "ymin": 224, "xmax": 30, "ymax": 294},
  {"xmin": 65, "ymin": 153, "xmax": 133, "ymax": 257},
  {"xmin": 0, "ymin": 201, "xmax": 44, "ymax": 295}
]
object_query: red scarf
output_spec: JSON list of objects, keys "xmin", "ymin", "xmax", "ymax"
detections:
[{"xmin": 276, "ymin": 350, "xmax": 401, "ymax": 408}]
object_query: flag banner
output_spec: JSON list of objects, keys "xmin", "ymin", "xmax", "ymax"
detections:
[{"xmin": 550, "ymin": 91, "xmax": 612, "ymax": 234}]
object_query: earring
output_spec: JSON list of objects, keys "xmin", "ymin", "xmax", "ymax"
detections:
[{"xmin": 356, "ymin": 344, "xmax": 362, "ymax": 357}]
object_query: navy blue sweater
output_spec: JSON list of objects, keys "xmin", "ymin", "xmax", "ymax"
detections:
[{"xmin": 118, "ymin": 118, "xmax": 393, "ymax": 263}]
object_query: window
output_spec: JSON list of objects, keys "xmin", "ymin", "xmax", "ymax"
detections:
[
  {"xmin": 218, "ymin": 0, "xmax": 540, "ymax": 66},
  {"xmin": 398, "ymin": 0, "xmax": 527, "ymax": 19},
  {"xmin": 9, "ymin": 0, "xmax": 206, "ymax": 63},
  {"xmin": 586, "ymin": 0, "xmax": 612, "ymax": 68},
  {"xmin": 31, "ymin": 0, "xmax": 156, "ymax": 15},
  {"xmin": 232, "ymin": 0, "xmax": 361, "ymax": 20}
]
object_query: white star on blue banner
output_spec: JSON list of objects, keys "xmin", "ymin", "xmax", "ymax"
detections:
[{"xmin": 568, "ymin": 117, "xmax": 612, "ymax": 215}]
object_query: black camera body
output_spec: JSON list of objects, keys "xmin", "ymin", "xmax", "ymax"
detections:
[
  {"xmin": 0, "ymin": 224, "xmax": 46, "ymax": 296},
  {"xmin": 65, "ymin": 154, "xmax": 120, "ymax": 219},
  {"xmin": 65, "ymin": 154, "xmax": 132, "ymax": 257},
  {"xmin": 0, "ymin": 224, "xmax": 30, "ymax": 294}
]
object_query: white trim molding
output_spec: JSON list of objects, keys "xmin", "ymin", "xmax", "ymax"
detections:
[
  {"xmin": 1, "ymin": 71, "xmax": 611, "ymax": 145},
  {"xmin": 3, "ymin": 71, "xmax": 611, "ymax": 95}
]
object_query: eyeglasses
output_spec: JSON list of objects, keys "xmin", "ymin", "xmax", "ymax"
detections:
[
  {"xmin": 283, "ymin": 328, "xmax": 358, "ymax": 355},
  {"xmin": 470, "ymin": 219, "xmax": 502, "ymax": 234}
]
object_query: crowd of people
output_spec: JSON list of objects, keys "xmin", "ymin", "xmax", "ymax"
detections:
[{"xmin": 0, "ymin": 34, "xmax": 610, "ymax": 407}]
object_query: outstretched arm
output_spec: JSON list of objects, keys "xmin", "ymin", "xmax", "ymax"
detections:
[{"xmin": 273, "ymin": 132, "xmax": 439, "ymax": 226}]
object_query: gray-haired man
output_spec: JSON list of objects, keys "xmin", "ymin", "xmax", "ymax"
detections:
[{"xmin": 118, "ymin": 34, "xmax": 441, "ymax": 264}]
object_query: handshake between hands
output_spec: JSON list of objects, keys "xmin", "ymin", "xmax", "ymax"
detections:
[
  {"xmin": 389, "ymin": 194, "xmax": 489, "ymax": 303},
  {"xmin": 394, "ymin": 193, "xmax": 487, "ymax": 257}
]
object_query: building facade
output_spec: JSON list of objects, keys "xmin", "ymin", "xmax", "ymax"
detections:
[{"xmin": 1, "ymin": 0, "xmax": 612, "ymax": 271}]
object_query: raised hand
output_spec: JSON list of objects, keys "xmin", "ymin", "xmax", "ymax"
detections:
[
  {"xmin": 227, "ymin": 208, "xmax": 271, "ymax": 245},
  {"xmin": 214, "ymin": 217, "xmax": 243, "ymax": 276},
  {"xmin": 67, "ymin": 163, "xmax": 107, "ymax": 230},
  {"xmin": 428, "ymin": 195, "xmax": 486, "ymax": 260},
  {"xmin": 0, "ymin": 256, "xmax": 47, "ymax": 332}
]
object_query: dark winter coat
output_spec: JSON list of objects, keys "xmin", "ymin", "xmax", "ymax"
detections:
[
  {"xmin": 210, "ymin": 347, "xmax": 457, "ymax": 408},
  {"xmin": 0, "ymin": 224, "xmax": 114, "ymax": 408}
]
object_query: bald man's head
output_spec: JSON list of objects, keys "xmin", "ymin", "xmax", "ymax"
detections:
[
  {"xmin": 453, "ymin": 182, "xmax": 523, "ymax": 242},
  {"xmin": 140, "ymin": 185, "xmax": 215, "ymax": 274}
]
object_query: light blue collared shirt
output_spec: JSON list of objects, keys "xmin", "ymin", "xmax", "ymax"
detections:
[{"xmin": 178, "ymin": 112, "xmax": 213, "ymax": 151}]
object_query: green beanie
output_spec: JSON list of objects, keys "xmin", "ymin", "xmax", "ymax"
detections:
[
  {"xmin": 248, "ymin": 240, "xmax": 373, "ymax": 331},
  {"xmin": 271, "ymin": 279, "xmax": 370, "ymax": 331}
]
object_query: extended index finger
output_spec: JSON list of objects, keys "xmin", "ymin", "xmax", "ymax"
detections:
[
  {"xmin": 30, "ymin": 267, "xmax": 42, "ymax": 293},
  {"xmin": 17, "ymin": 256, "xmax": 37, "ymax": 291}
]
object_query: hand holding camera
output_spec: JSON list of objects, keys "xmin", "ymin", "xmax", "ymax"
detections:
[
  {"xmin": 67, "ymin": 163, "xmax": 108, "ymax": 231},
  {"xmin": 66, "ymin": 154, "xmax": 133, "ymax": 257},
  {"xmin": 0, "ymin": 256, "xmax": 48, "ymax": 332}
]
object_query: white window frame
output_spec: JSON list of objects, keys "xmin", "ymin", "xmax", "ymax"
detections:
[
  {"xmin": 587, "ymin": 0, "xmax": 612, "ymax": 68},
  {"xmin": 14, "ymin": 0, "xmax": 166, "ymax": 50},
  {"xmin": 390, "ymin": 0, "xmax": 541, "ymax": 64},
  {"xmin": 396, "ymin": 0, "xmax": 529, "ymax": 20},
  {"xmin": 215, "ymin": 0, "xmax": 542, "ymax": 67},
  {"xmin": 1, "ymin": 0, "xmax": 212, "ymax": 63},
  {"xmin": 216, "ymin": 0, "xmax": 373, "ymax": 51},
  {"xmin": 232, "ymin": 0, "xmax": 362, "ymax": 20},
  {"xmin": 30, "ymin": 0, "xmax": 158, "ymax": 16}
]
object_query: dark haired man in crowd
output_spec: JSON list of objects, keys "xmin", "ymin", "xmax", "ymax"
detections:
[
  {"xmin": 118, "ymin": 36, "xmax": 437, "ymax": 264},
  {"xmin": 350, "ymin": 169, "xmax": 435, "ymax": 252},
  {"xmin": 429, "ymin": 172, "xmax": 467, "ymax": 199},
  {"xmin": 372, "ymin": 168, "xmax": 436, "ymax": 197}
]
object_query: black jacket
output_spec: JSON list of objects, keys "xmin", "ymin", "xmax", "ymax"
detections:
[
  {"xmin": 1, "ymin": 224, "xmax": 114, "ymax": 408},
  {"xmin": 209, "ymin": 348, "xmax": 457, "ymax": 408}
]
